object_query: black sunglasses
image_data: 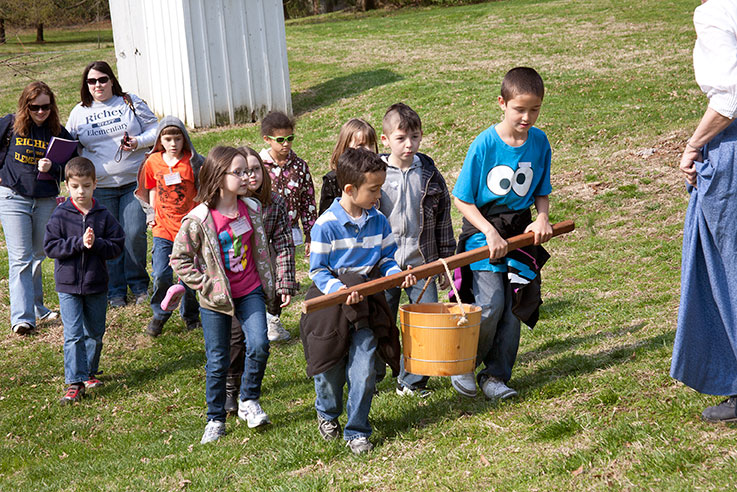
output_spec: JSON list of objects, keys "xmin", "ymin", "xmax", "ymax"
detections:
[
  {"xmin": 28, "ymin": 104, "xmax": 51, "ymax": 112},
  {"xmin": 86, "ymin": 76, "xmax": 110, "ymax": 86}
]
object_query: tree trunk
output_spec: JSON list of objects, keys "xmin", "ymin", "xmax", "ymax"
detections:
[
  {"xmin": 358, "ymin": 0, "xmax": 375, "ymax": 11},
  {"xmin": 0, "ymin": 19, "xmax": 5, "ymax": 45},
  {"xmin": 36, "ymin": 22, "xmax": 44, "ymax": 43}
]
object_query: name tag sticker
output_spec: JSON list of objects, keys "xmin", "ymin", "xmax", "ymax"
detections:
[
  {"xmin": 230, "ymin": 216, "xmax": 251, "ymax": 237},
  {"xmin": 164, "ymin": 172, "xmax": 182, "ymax": 186}
]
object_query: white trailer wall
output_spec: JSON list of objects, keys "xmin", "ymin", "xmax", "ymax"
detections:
[{"xmin": 109, "ymin": 0, "xmax": 291, "ymax": 128}]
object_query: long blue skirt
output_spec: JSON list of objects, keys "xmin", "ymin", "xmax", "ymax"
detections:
[{"xmin": 670, "ymin": 119, "xmax": 737, "ymax": 396}]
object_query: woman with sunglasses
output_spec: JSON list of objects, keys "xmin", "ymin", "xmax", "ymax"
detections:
[
  {"xmin": 66, "ymin": 61, "xmax": 158, "ymax": 308},
  {"xmin": 0, "ymin": 81, "xmax": 76, "ymax": 335}
]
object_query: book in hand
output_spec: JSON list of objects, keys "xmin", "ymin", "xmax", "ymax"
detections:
[{"xmin": 38, "ymin": 136, "xmax": 79, "ymax": 180}]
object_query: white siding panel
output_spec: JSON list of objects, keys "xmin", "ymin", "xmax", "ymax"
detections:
[{"xmin": 110, "ymin": 0, "xmax": 291, "ymax": 128}]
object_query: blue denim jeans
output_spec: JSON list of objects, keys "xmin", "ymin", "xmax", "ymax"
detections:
[
  {"xmin": 0, "ymin": 186, "xmax": 56, "ymax": 328},
  {"xmin": 385, "ymin": 277, "xmax": 438, "ymax": 390},
  {"xmin": 199, "ymin": 286, "xmax": 269, "ymax": 422},
  {"xmin": 58, "ymin": 292, "xmax": 108, "ymax": 384},
  {"xmin": 93, "ymin": 183, "xmax": 149, "ymax": 300},
  {"xmin": 314, "ymin": 327, "xmax": 377, "ymax": 440},
  {"xmin": 473, "ymin": 271, "xmax": 521, "ymax": 384},
  {"xmin": 151, "ymin": 237, "xmax": 198, "ymax": 323}
]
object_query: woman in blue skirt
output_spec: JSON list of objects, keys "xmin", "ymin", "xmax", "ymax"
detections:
[{"xmin": 671, "ymin": 0, "xmax": 737, "ymax": 422}]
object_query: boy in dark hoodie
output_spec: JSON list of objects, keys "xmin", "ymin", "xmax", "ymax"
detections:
[
  {"xmin": 135, "ymin": 116, "xmax": 204, "ymax": 336},
  {"xmin": 45, "ymin": 157, "xmax": 125, "ymax": 404}
]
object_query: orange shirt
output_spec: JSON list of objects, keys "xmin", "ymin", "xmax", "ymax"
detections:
[{"xmin": 143, "ymin": 151, "xmax": 198, "ymax": 241}]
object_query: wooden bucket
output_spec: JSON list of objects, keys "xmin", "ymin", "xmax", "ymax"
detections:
[{"xmin": 399, "ymin": 302, "xmax": 482, "ymax": 376}]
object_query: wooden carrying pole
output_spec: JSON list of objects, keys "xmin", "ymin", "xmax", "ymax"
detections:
[{"xmin": 302, "ymin": 219, "xmax": 575, "ymax": 314}]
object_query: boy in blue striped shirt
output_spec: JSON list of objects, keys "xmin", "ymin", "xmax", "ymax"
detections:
[{"xmin": 301, "ymin": 148, "xmax": 416, "ymax": 454}]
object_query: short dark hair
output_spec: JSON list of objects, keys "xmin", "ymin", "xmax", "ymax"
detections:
[
  {"xmin": 500, "ymin": 67, "xmax": 544, "ymax": 101},
  {"xmin": 80, "ymin": 61, "xmax": 125, "ymax": 107},
  {"xmin": 382, "ymin": 102, "xmax": 422, "ymax": 135},
  {"xmin": 260, "ymin": 111, "xmax": 295, "ymax": 137},
  {"xmin": 65, "ymin": 156, "xmax": 96, "ymax": 181},
  {"xmin": 336, "ymin": 147, "xmax": 387, "ymax": 190}
]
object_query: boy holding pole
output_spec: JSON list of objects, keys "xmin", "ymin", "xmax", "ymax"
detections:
[
  {"xmin": 451, "ymin": 67, "xmax": 553, "ymax": 400},
  {"xmin": 300, "ymin": 147, "xmax": 416, "ymax": 454}
]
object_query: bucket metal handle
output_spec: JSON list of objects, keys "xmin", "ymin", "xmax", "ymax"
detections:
[{"xmin": 416, "ymin": 258, "xmax": 468, "ymax": 326}]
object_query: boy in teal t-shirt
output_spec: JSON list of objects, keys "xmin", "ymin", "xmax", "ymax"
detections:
[{"xmin": 452, "ymin": 67, "xmax": 553, "ymax": 400}]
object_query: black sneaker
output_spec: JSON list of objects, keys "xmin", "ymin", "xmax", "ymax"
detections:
[
  {"xmin": 318, "ymin": 415, "xmax": 341, "ymax": 440},
  {"xmin": 185, "ymin": 319, "xmax": 202, "ymax": 331},
  {"xmin": 702, "ymin": 396, "xmax": 737, "ymax": 422},
  {"xmin": 109, "ymin": 297, "xmax": 126, "ymax": 308},
  {"xmin": 224, "ymin": 385, "xmax": 238, "ymax": 414},
  {"xmin": 146, "ymin": 318, "xmax": 165, "ymax": 337}
]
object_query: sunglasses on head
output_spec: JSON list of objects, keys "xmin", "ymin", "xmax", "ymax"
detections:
[
  {"xmin": 86, "ymin": 76, "xmax": 110, "ymax": 86},
  {"xmin": 266, "ymin": 134, "xmax": 295, "ymax": 144},
  {"xmin": 28, "ymin": 104, "xmax": 51, "ymax": 112}
]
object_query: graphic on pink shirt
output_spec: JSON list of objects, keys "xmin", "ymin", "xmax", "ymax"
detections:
[{"xmin": 211, "ymin": 201, "xmax": 260, "ymax": 298}]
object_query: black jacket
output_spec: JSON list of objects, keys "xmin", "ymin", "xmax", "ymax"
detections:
[
  {"xmin": 44, "ymin": 199, "xmax": 125, "ymax": 295},
  {"xmin": 456, "ymin": 207, "xmax": 549, "ymax": 328},
  {"xmin": 300, "ymin": 272, "xmax": 401, "ymax": 377}
]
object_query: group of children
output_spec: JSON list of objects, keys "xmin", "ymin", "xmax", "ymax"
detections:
[{"xmin": 47, "ymin": 67, "xmax": 554, "ymax": 453}]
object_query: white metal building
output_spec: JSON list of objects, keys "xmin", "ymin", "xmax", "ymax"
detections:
[{"xmin": 109, "ymin": 0, "xmax": 292, "ymax": 128}]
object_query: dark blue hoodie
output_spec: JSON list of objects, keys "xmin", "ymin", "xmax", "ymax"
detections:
[{"xmin": 44, "ymin": 199, "xmax": 125, "ymax": 295}]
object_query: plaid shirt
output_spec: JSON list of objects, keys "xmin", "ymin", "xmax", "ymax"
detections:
[
  {"xmin": 263, "ymin": 193, "xmax": 298, "ymax": 295},
  {"xmin": 417, "ymin": 154, "xmax": 456, "ymax": 263}
]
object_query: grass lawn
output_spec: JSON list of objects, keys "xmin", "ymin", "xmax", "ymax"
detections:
[{"xmin": 1, "ymin": 1, "xmax": 734, "ymax": 490}]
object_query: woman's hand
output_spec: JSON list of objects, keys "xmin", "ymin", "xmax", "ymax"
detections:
[
  {"xmin": 680, "ymin": 145, "xmax": 701, "ymax": 188},
  {"xmin": 37, "ymin": 158, "xmax": 52, "ymax": 173},
  {"xmin": 121, "ymin": 136, "xmax": 138, "ymax": 152}
]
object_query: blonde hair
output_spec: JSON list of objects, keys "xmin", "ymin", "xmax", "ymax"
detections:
[{"xmin": 329, "ymin": 118, "xmax": 378, "ymax": 171}]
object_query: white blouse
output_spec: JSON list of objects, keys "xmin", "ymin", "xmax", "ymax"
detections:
[{"xmin": 693, "ymin": 0, "xmax": 737, "ymax": 118}]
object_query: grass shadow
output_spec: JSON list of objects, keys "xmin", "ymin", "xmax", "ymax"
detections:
[{"xmin": 292, "ymin": 69, "xmax": 403, "ymax": 115}]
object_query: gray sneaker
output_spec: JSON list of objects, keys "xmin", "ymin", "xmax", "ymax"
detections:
[
  {"xmin": 135, "ymin": 292, "xmax": 149, "ymax": 306},
  {"xmin": 238, "ymin": 398, "xmax": 270, "ymax": 428},
  {"xmin": 318, "ymin": 415, "xmax": 341, "ymax": 440},
  {"xmin": 480, "ymin": 376, "xmax": 517, "ymax": 400},
  {"xmin": 200, "ymin": 420, "xmax": 226, "ymax": 444},
  {"xmin": 702, "ymin": 396, "xmax": 737, "ymax": 422},
  {"xmin": 451, "ymin": 372, "xmax": 478, "ymax": 397},
  {"xmin": 346, "ymin": 436, "xmax": 373, "ymax": 455},
  {"xmin": 267, "ymin": 314, "xmax": 290, "ymax": 342}
]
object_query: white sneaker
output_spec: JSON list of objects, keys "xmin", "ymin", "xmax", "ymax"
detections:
[
  {"xmin": 38, "ymin": 310, "xmax": 60, "ymax": 323},
  {"xmin": 200, "ymin": 420, "xmax": 226, "ymax": 444},
  {"xmin": 267, "ymin": 314, "xmax": 290, "ymax": 342},
  {"xmin": 347, "ymin": 436, "xmax": 373, "ymax": 455},
  {"xmin": 451, "ymin": 372, "xmax": 478, "ymax": 397},
  {"xmin": 480, "ymin": 376, "xmax": 517, "ymax": 400},
  {"xmin": 238, "ymin": 398, "xmax": 270, "ymax": 428}
]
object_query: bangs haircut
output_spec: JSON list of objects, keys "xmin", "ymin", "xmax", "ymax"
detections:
[
  {"xmin": 382, "ymin": 102, "xmax": 422, "ymax": 136},
  {"xmin": 14, "ymin": 81, "xmax": 62, "ymax": 137},
  {"xmin": 500, "ymin": 67, "xmax": 544, "ymax": 101},
  {"xmin": 336, "ymin": 147, "xmax": 387, "ymax": 190},
  {"xmin": 160, "ymin": 125, "xmax": 184, "ymax": 136},
  {"xmin": 196, "ymin": 146, "xmax": 246, "ymax": 208},
  {"xmin": 65, "ymin": 156, "xmax": 96, "ymax": 181},
  {"xmin": 329, "ymin": 118, "xmax": 379, "ymax": 170},
  {"xmin": 80, "ymin": 61, "xmax": 125, "ymax": 107},
  {"xmin": 260, "ymin": 111, "xmax": 295, "ymax": 137},
  {"xmin": 158, "ymin": 125, "xmax": 190, "ymax": 154},
  {"xmin": 238, "ymin": 146, "xmax": 273, "ymax": 206}
]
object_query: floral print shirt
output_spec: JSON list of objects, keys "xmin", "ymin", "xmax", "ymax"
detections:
[{"xmin": 259, "ymin": 148, "xmax": 317, "ymax": 243}]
